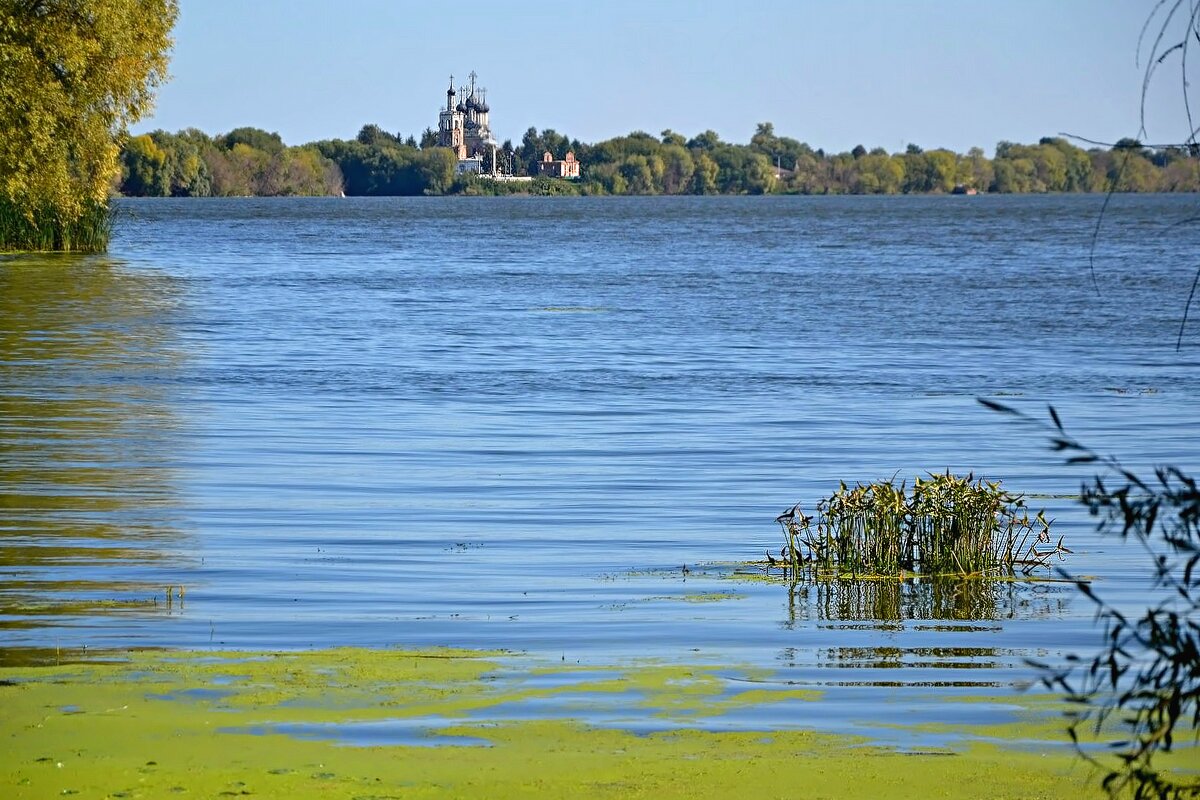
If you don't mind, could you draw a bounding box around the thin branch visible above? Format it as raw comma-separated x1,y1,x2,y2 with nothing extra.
1176,265,1200,352
1137,0,1174,69
1181,15,1195,147
1055,132,1194,149
1088,154,1132,297
1141,0,1186,135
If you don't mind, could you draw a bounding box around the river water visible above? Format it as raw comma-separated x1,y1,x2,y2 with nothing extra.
2,194,1198,730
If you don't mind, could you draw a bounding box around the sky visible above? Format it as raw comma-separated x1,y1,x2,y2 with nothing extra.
132,1,1190,155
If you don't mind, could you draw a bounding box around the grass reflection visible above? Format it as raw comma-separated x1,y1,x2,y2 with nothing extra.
0,255,188,648
784,576,1071,625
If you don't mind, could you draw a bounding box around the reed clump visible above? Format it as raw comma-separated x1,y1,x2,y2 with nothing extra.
775,472,1068,577
0,200,112,253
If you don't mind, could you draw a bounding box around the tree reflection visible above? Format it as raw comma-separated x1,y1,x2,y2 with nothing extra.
0,255,188,659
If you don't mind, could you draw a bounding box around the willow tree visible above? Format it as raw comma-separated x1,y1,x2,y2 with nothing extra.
0,0,177,252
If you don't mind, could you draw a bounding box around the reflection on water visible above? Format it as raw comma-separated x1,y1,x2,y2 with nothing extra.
0,255,187,654
784,576,1072,625
766,577,1075,687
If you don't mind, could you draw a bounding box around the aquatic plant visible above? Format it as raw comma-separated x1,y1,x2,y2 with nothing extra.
0,200,111,253
774,471,1067,578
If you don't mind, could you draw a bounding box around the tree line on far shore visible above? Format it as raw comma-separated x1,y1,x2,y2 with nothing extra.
118,121,1200,198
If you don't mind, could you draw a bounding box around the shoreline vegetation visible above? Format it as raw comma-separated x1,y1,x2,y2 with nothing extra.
118,123,1200,199
0,0,177,253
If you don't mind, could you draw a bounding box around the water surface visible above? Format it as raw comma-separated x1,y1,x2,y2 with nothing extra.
2,195,1197,713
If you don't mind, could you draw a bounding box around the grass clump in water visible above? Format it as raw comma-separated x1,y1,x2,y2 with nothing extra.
0,200,111,253
775,472,1069,578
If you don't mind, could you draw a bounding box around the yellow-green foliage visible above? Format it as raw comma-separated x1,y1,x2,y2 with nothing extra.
0,0,178,250
0,646,1098,799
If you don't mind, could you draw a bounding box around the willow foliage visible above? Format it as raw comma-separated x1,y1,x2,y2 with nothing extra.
0,0,177,251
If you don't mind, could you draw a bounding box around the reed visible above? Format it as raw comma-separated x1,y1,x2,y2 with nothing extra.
0,200,111,253
775,471,1067,578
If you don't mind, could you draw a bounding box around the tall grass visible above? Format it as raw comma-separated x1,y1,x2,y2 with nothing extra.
775,471,1068,577
0,200,111,253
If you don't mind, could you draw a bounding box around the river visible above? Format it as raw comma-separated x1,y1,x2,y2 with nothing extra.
1,194,1197,732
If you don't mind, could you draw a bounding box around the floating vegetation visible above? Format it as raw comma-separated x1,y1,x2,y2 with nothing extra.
0,647,1095,798
774,472,1069,578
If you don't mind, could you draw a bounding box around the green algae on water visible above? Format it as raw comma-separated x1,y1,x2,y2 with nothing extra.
0,646,1097,799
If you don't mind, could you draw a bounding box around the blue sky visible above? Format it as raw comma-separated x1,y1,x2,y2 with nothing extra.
132,1,1185,154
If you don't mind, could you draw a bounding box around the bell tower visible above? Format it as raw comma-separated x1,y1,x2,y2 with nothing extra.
437,74,466,157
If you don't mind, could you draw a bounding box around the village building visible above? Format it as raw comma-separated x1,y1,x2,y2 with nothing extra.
538,150,581,179
437,71,498,176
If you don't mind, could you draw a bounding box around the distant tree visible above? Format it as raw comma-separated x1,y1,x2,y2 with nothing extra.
122,116,1200,200
121,134,170,196
1161,154,1200,190
150,129,213,196
543,129,571,160
1102,146,1160,192
851,152,903,194
519,126,578,175
691,151,719,194
711,146,775,194
619,154,657,194
744,152,778,194
355,124,400,148
1113,137,1146,154
925,149,958,192
826,152,854,192
660,144,695,194
416,148,456,195
961,146,994,191
901,149,931,192
516,127,540,175
500,139,515,174
219,127,285,154
267,147,341,196
788,153,823,194
661,129,687,147
992,156,1034,193
749,122,780,160
687,130,723,151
